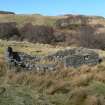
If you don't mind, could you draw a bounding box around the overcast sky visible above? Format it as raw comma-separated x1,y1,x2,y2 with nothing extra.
0,0,105,17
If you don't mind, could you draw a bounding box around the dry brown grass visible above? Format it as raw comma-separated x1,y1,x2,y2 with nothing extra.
0,62,105,105
0,40,105,104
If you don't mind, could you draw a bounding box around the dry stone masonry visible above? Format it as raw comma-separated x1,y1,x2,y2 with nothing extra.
45,47,102,68
5,47,102,71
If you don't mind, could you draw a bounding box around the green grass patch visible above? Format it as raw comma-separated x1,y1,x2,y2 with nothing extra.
89,81,105,95
0,47,4,54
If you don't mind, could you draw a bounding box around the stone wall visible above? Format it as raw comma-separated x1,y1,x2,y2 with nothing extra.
45,47,101,68
5,47,102,71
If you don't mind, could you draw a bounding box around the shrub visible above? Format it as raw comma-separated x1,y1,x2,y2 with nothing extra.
0,22,20,40
19,23,56,44
79,25,105,50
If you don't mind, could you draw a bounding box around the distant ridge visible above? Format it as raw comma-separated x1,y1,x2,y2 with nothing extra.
0,11,15,14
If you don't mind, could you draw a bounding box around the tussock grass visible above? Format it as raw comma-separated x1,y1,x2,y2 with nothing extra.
0,63,105,105
0,40,105,104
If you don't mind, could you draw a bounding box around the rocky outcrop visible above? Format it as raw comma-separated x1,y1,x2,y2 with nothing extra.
55,15,88,28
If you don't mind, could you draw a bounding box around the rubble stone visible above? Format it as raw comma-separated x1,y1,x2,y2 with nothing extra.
5,47,102,71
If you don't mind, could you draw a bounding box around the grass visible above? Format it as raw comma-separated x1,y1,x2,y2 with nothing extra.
0,40,62,56
89,81,105,95
0,13,105,105
0,14,58,27
0,63,105,105
0,40,105,105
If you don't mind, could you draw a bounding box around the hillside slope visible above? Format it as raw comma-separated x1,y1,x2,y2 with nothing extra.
0,14,105,27
0,13,105,49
